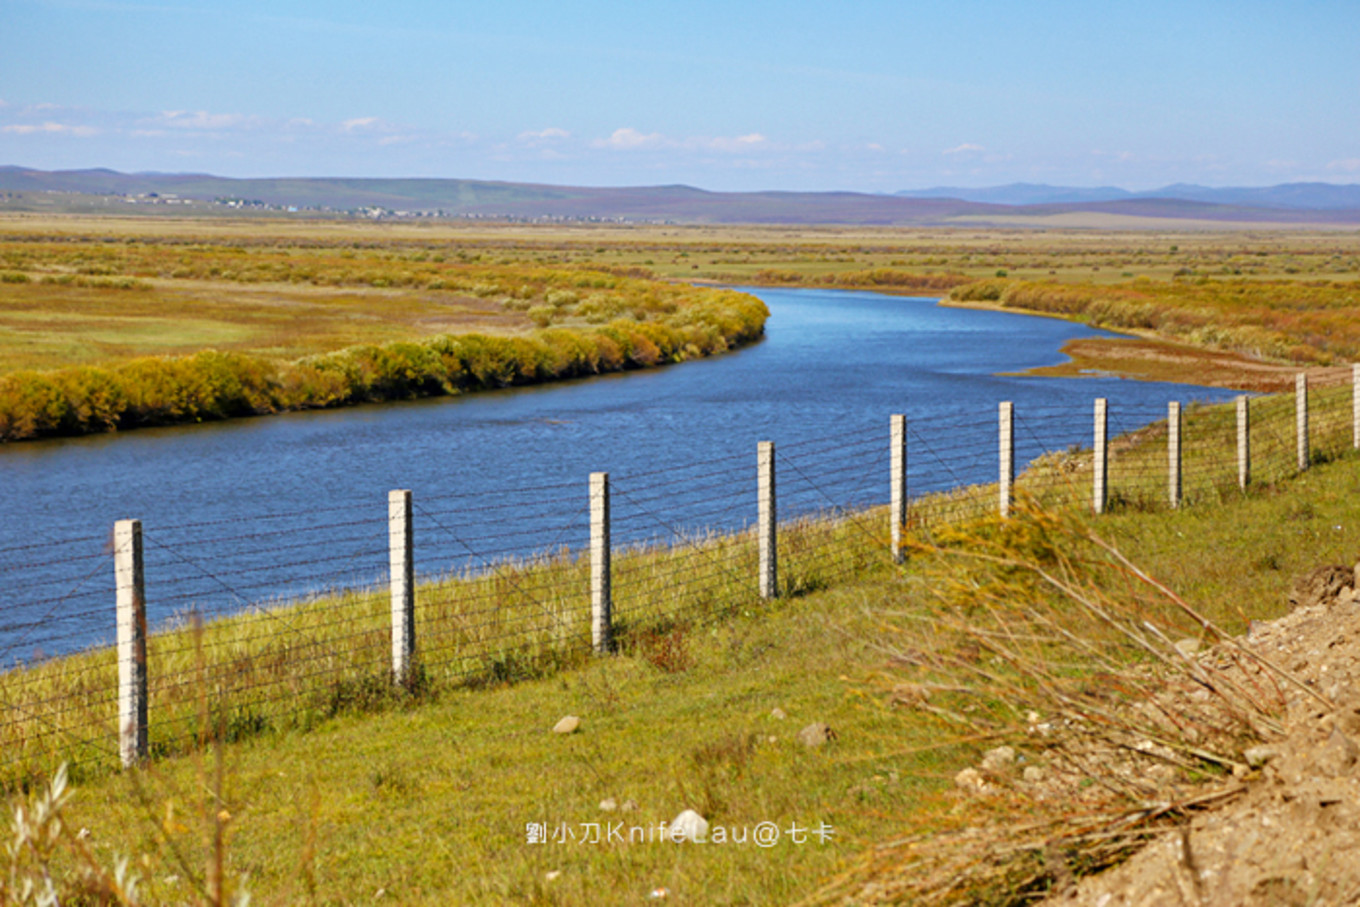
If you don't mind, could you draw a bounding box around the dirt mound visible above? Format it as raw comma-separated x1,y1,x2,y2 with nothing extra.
1046,561,1360,906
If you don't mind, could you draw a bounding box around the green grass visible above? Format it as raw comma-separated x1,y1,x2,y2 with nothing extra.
5,382,1359,903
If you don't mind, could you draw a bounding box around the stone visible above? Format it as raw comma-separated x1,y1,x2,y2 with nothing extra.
1174,637,1200,656
797,722,836,747
1244,745,1283,768
954,767,989,794
620,799,639,812
770,707,787,720
599,798,618,812
981,745,1016,772
552,715,581,734
1023,766,1046,783
1314,728,1359,777
545,871,562,882
668,809,709,843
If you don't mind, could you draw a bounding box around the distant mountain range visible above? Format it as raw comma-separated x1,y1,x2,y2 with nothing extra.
895,181,1360,210
3,166,1359,226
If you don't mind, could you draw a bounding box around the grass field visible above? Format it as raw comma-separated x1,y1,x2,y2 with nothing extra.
4,214,1360,903
6,440,1359,904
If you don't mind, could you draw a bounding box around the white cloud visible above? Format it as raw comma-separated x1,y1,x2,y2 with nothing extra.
701,133,767,153
1,121,98,137
341,116,381,132
943,143,984,155
594,127,667,150
518,127,570,142
1326,158,1360,173
156,110,253,130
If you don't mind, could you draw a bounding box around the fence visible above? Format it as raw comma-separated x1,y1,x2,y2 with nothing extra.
2,366,1358,787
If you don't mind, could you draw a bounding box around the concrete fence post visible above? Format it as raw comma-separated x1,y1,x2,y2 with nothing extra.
1168,401,1182,509
758,441,778,599
1237,395,1251,491
589,472,612,654
1093,398,1109,515
114,519,147,769
999,401,1014,518
388,490,415,683
890,414,907,563
1296,373,1309,472
1353,363,1359,451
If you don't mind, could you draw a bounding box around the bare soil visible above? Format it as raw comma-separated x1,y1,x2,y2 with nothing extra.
1043,563,1360,906
1018,337,1356,393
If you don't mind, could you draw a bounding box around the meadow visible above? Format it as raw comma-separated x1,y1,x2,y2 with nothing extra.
4,214,1360,903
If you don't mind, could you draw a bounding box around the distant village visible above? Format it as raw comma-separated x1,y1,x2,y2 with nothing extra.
0,188,655,223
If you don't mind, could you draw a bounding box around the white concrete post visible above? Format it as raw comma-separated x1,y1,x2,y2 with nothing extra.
589,472,612,653
1168,401,1182,509
388,489,415,683
115,519,147,768
890,414,907,563
1237,395,1251,491
1093,398,1109,515
758,441,777,599
999,401,1014,518
1353,364,1359,451
1296,373,1309,472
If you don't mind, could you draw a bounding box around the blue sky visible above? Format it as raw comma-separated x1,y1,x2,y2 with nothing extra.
1,0,1356,191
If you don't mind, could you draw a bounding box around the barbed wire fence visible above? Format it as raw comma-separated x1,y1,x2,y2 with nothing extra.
1,366,1357,789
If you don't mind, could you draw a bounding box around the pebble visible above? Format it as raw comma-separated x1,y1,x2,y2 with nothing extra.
797,722,836,747
552,715,580,735
668,809,709,843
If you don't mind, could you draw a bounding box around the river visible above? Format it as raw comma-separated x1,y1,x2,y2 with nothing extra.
0,287,1240,661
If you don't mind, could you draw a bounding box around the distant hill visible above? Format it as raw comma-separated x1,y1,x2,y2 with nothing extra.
896,181,1360,210
3,166,1359,226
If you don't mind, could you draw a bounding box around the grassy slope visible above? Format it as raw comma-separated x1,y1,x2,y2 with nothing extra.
35,441,1360,905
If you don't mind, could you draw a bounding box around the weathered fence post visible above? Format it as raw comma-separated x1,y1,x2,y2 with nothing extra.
1237,395,1251,490
1353,363,1359,451
388,490,415,683
890,414,907,563
758,441,778,599
1296,373,1309,472
1168,401,1182,509
114,518,147,768
999,401,1014,518
589,472,612,654
1093,398,1109,515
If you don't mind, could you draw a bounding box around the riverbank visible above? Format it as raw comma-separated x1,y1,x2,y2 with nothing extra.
941,296,1355,391
0,273,767,442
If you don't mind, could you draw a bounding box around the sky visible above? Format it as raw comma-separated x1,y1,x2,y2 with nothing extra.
1,0,1357,192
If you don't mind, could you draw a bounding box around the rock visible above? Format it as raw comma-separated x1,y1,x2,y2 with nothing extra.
1174,637,1200,656
599,798,618,812
1244,745,1283,768
668,809,709,843
1023,765,1046,783
797,722,836,747
552,715,581,734
1314,728,1360,777
620,799,639,812
770,707,787,720
545,871,562,881
981,745,1016,772
1289,565,1354,611
955,767,989,794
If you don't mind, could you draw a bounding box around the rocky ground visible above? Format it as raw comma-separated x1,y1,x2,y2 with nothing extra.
1036,561,1360,906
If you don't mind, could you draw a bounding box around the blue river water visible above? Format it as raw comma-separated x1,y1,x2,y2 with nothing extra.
0,287,1241,660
